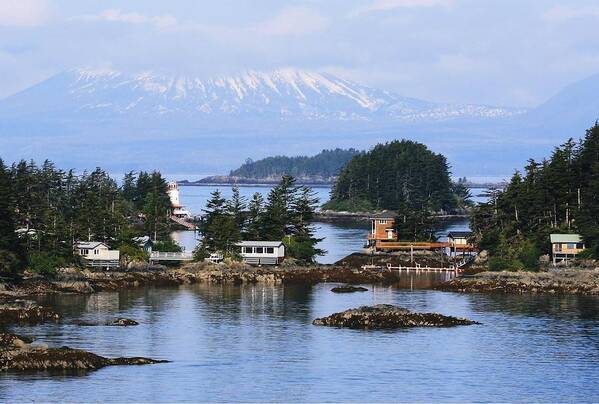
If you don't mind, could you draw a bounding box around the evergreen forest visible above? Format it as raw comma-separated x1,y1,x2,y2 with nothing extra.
471,124,599,270
0,160,173,279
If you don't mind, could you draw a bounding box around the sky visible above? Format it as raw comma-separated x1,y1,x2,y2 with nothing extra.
1,0,599,107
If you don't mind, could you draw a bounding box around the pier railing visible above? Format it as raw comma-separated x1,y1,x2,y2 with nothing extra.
150,251,193,262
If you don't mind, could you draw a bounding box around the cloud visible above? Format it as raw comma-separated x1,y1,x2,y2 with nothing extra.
257,7,328,36
71,8,177,30
352,0,453,16
543,5,599,21
0,0,49,27
71,6,326,38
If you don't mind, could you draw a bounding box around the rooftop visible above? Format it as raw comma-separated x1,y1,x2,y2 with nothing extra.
236,241,284,247
75,241,109,249
550,234,583,243
370,211,396,219
447,231,473,238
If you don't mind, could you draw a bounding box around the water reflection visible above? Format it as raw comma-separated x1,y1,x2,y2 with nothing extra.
3,283,599,402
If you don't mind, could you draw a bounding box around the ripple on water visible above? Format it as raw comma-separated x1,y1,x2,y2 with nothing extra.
2,282,599,402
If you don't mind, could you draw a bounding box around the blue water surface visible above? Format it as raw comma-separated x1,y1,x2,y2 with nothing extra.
2,282,599,402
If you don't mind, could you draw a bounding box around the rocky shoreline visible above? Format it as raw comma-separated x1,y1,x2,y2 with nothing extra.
0,332,167,372
0,265,398,299
0,302,60,325
438,269,599,295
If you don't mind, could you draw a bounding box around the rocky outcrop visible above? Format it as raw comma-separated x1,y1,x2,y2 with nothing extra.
0,303,60,325
110,318,139,326
331,285,369,293
312,304,478,329
439,269,599,295
0,332,167,372
74,318,139,327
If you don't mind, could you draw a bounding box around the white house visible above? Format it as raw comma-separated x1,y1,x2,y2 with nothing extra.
75,241,120,269
236,241,285,265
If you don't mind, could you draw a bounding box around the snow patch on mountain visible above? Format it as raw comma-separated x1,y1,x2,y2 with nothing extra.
3,67,527,124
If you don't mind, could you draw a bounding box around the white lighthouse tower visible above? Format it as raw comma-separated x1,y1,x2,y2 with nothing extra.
167,182,191,218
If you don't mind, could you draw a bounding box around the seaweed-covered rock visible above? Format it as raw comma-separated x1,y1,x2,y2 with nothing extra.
313,304,478,329
74,318,139,327
0,303,60,325
331,285,369,293
0,332,167,372
109,318,139,326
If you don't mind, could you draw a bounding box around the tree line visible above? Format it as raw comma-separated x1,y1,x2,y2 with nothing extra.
229,148,361,181
196,175,324,263
471,124,599,270
324,140,471,240
0,159,173,279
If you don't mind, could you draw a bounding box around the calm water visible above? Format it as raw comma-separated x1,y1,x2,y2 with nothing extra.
171,185,473,264
2,283,599,402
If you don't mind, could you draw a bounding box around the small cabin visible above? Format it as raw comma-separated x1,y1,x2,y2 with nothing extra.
368,212,398,246
550,234,585,265
236,241,285,265
447,231,472,247
447,231,476,256
74,241,120,269
133,236,154,253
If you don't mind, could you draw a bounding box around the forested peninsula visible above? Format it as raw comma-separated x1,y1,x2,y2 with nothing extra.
471,124,599,268
321,140,472,240
189,148,360,185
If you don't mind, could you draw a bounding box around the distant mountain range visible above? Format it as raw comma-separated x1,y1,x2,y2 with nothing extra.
0,68,598,177
0,67,524,124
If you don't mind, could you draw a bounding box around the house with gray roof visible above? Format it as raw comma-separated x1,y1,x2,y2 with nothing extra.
550,234,585,265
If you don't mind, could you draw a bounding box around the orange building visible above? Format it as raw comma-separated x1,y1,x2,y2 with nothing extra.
367,212,398,248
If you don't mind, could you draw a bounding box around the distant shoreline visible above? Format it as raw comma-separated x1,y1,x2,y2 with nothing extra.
178,178,502,189
178,180,334,188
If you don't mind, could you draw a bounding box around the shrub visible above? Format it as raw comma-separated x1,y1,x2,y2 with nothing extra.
488,257,512,271
0,250,22,280
192,245,210,262
119,244,149,264
153,239,183,252
28,252,67,278
517,240,540,271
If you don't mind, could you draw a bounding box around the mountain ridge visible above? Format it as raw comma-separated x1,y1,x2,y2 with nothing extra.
0,68,598,177
0,67,525,124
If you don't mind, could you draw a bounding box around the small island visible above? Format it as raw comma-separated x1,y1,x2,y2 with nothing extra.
312,305,478,329
187,148,360,185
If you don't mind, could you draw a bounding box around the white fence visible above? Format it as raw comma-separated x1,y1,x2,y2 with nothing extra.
150,251,193,262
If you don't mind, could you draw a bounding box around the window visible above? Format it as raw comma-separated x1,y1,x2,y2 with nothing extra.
266,247,274,254
576,243,585,249
255,247,264,254
378,220,387,224
567,243,576,249
80,249,89,255
94,249,99,255
243,247,252,254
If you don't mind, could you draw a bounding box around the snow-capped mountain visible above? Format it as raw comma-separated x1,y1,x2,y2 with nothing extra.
0,67,524,124
11,67,599,178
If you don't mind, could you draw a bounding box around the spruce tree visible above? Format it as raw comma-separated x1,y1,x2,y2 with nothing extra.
0,159,25,279
288,186,325,262
245,192,265,240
